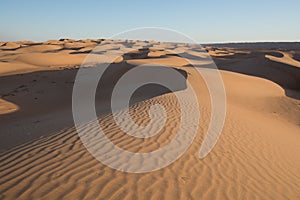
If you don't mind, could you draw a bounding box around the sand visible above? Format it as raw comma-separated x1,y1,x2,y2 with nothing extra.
0,40,299,199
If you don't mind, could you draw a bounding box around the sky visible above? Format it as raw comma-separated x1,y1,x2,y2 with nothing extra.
1,0,300,43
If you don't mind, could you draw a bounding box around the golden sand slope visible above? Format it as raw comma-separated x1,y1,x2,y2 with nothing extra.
0,40,300,199
0,99,18,115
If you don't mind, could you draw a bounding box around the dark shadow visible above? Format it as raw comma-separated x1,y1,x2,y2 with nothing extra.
204,42,300,50
266,52,284,58
0,62,187,151
293,53,300,62
94,62,187,116
123,48,150,59
69,50,93,54
210,52,300,100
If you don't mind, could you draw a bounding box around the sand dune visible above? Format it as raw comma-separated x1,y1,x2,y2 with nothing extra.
207,47,300,99
0,42,21,50
0,40,300,199
265,51,300,68
0,98,18,115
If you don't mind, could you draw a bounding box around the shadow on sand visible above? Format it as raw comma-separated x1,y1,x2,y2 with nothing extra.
0,62,187,150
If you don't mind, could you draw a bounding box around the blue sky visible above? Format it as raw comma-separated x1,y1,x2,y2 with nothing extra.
1,0,299,43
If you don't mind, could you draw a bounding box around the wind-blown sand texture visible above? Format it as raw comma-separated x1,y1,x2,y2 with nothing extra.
0,40,300,199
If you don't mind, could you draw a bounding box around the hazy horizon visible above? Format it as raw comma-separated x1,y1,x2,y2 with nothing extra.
2,37,300,44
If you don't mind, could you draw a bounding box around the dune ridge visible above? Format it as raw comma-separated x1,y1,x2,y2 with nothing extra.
0,40,299,199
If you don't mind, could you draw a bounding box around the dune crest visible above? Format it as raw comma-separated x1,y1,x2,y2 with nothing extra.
0,40,299,199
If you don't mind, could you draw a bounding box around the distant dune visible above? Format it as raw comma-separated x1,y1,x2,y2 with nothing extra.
0,40,299,199
205,42,300,50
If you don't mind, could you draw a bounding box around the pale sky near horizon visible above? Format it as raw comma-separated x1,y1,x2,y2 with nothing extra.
1,0,299,43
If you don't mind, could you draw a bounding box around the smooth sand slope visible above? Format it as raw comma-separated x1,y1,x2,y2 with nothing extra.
0,40,300,199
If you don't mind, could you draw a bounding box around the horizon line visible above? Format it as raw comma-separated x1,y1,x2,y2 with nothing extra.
1,38,300,44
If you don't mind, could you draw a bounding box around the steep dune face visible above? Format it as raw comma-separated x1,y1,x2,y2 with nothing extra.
0,41,300,199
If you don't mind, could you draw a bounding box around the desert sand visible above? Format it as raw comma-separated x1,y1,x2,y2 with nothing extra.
0,40,300,199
